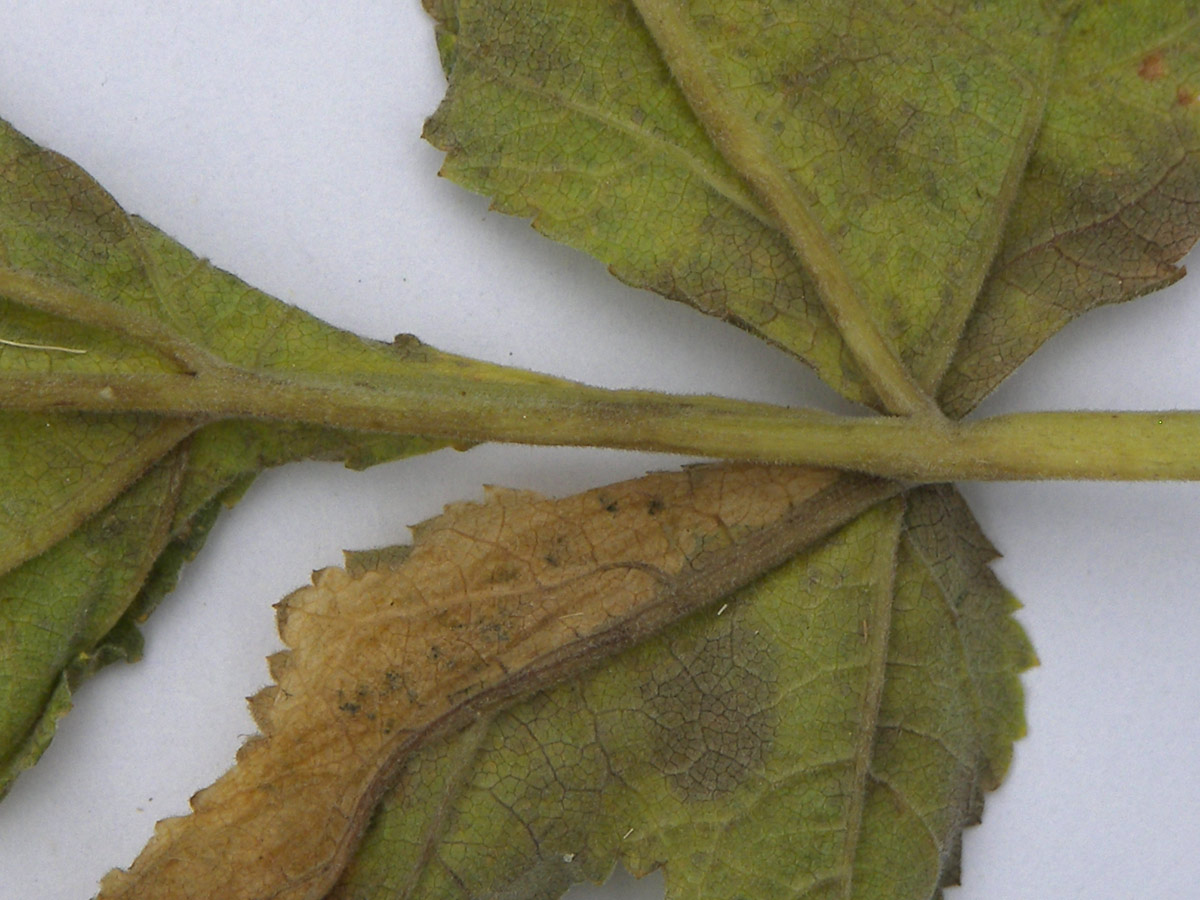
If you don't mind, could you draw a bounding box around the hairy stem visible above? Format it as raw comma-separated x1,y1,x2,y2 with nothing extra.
5,368,1200,481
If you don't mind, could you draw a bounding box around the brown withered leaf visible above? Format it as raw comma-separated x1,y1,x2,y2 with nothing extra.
97,464,890,900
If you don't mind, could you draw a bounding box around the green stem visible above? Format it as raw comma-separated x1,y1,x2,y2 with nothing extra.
5,368,1200,481
629,0,938,418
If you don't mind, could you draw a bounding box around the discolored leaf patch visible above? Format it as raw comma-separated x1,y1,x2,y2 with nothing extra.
640,618,779,803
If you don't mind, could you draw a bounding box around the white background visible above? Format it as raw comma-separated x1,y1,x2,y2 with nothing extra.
1,3,1199,899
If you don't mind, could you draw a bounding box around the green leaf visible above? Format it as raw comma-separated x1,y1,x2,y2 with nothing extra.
423,0,1200,413
0,118,452,794
940,1,1200,414
0,452,186,793
331,488,1033,900
421,0,1057,406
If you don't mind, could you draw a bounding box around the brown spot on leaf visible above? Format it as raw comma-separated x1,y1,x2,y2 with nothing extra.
1138,52,1168,81
489,562,525,584
1177,85,1198,107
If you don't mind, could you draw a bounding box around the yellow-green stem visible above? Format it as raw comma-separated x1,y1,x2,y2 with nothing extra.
5,368,1200,481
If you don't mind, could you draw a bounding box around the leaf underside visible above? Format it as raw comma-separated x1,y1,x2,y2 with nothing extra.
332,485,1032,900
0,119,453,795
97,464,894,900
424,0,1200,414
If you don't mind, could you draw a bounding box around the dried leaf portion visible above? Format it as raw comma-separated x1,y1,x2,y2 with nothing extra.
331,487,1034,900
98,464,890,900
